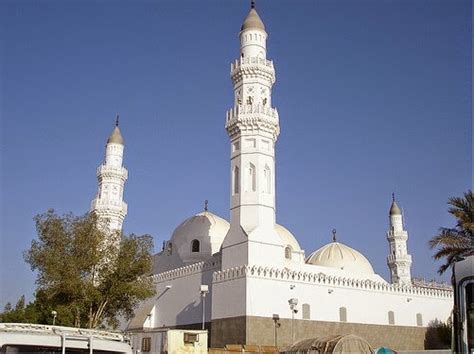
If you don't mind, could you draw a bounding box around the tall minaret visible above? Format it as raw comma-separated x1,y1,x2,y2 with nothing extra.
91,116,128,239
386,194,412,285
222,2,284,269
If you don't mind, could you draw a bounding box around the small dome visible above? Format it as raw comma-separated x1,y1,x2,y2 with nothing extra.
306,242,375,274
276,224,301,251
107,126,124,145
241,8,265,31
389,200,402,215
170,211,229,262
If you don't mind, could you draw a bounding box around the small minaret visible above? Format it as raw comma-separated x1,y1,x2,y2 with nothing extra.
91,116,128,239
386,194,412,285
222,2,283,268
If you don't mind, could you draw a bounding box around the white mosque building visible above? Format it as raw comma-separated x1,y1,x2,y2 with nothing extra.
90,3,452,350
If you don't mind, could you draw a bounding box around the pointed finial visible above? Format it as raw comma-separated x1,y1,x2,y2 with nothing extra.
251,0,256,9
332,229,337,242
392,192,395,202
204,200,208,212
162,241,165,251
115,114,119,127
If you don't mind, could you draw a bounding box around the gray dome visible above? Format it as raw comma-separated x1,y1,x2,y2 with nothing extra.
241,8,265,31
389,200,402,215
107,126,124,145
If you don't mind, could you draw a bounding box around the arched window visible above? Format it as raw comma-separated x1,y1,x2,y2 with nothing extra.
302,303,310,319
263,165,271,193
416,313,422,326
167,242,173,255
388,311,395,325
339,307,347,322
284,246,292,260
246,163,256,192
233,166,240,195
191,239,200,253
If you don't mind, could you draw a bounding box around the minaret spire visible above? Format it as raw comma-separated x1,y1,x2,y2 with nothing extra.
91,117,128,240
386,195,412,285
222,4,282,269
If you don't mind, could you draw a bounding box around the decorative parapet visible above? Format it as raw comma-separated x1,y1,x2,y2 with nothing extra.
225,104,279,138
230,57,275,83
152,256,221,283
412,277,452,290
213,265,453,299
97,165,128,180
90,199,127,214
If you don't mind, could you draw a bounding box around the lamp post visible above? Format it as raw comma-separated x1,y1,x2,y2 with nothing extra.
51,310,57,326
288,298,298,343
272,314,281,347
200,285,209,330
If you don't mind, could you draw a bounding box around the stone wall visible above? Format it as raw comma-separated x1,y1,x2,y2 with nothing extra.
211,316,428,350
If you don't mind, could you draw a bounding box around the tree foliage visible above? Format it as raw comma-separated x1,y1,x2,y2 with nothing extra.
429,190,474,274
24,209,155,328
424,318,452,349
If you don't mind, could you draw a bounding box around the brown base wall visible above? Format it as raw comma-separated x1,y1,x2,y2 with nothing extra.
211,316,428,351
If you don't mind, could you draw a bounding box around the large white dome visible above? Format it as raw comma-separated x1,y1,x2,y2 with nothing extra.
306,241,375,274
275,224,301,251
170,211,230,263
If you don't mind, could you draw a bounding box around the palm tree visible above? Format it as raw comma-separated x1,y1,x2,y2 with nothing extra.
429,190,474,274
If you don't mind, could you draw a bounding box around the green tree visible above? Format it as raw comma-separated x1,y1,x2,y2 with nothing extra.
429,190,474,274
24,209,155,329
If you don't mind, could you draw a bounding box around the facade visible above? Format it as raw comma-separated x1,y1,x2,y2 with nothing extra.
93,4,453,351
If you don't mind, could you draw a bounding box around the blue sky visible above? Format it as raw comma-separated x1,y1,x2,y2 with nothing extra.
0,0,471,306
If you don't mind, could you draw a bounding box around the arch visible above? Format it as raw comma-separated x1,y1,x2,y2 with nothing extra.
233,166,240,194
263,165,271,193
246,163,256,192
302,303,310,319
285,246,292,260
339,307,347,322
416,313,423,326
388,311,395,325
191,239,200,253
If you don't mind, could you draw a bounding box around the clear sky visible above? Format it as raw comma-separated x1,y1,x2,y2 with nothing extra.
0,0,471,307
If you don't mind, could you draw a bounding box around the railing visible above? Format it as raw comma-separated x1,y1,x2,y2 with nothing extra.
91,199,128,213
97,165,128,176
226,104,278,122
231,56,273,72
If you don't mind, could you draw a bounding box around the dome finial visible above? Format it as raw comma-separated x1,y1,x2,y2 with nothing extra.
204,199,209,212
392,192,395,202
332,229,337,242
251,0,256,9
115,114,119,127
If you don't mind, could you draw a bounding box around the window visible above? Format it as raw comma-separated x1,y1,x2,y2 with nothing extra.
339,307,347,322
302,303,310,319
416,313,423,326
263,165,271,193
184,332,199,343
285,246,292,260
247,163,256,192
167,242,173,255
388,311,395,325
142,337,151,352
191,239,200,253
233,166,240,194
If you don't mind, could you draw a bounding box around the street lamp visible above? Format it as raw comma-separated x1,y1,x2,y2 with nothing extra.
200,285,209,330
288,298,298,343
51,310,57,326
272,314,281,347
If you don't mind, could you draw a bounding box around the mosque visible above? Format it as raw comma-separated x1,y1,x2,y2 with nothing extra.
90,3,453,350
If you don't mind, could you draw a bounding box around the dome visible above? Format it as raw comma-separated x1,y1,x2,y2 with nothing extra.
276,224,301,251
169,210,229,262
389,200,402,215
107,126,124,145
306,242,375,274
241,8,265,31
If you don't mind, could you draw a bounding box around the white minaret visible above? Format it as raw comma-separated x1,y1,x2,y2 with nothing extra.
386,194,412,285
222,2,284,269
91,116,128,238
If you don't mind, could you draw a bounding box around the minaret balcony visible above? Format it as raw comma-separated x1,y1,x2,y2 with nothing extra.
387,254,412,263
97,165,128,179
226,104,279,138
91,198,128,214
231,57,275,82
